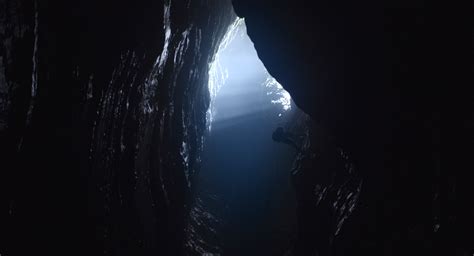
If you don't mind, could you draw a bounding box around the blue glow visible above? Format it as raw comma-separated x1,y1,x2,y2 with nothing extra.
197,19,299,253
207,18,292,131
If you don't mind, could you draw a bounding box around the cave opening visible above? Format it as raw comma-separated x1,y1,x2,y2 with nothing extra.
187,18,307,255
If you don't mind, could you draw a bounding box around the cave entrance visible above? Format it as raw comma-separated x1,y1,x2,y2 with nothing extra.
188,19,306,255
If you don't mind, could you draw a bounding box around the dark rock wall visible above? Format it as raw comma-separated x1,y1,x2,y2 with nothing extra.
0,0,469,255
289,116,363,256
0,1,235,255
233,0,467,255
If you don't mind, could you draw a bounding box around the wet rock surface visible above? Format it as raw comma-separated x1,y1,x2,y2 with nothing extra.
1,0,235,255
289,117,362,256
0,0,467,255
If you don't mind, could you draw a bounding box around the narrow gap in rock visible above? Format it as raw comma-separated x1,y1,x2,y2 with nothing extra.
187,18,308,255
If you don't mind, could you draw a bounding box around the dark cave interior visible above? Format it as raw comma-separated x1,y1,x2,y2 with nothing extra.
0,0,469,256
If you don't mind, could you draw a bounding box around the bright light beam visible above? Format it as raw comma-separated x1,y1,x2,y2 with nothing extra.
207,18,293,131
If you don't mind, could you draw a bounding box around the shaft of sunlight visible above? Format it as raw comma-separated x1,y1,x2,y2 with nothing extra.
207,18,292,131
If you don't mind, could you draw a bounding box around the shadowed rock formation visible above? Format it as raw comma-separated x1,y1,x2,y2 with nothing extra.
233,1,466,255
1,1,235,255
0,0,469,255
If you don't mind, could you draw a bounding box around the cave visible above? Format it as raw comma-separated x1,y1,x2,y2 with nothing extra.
189,19,303,254
0,0,465,256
